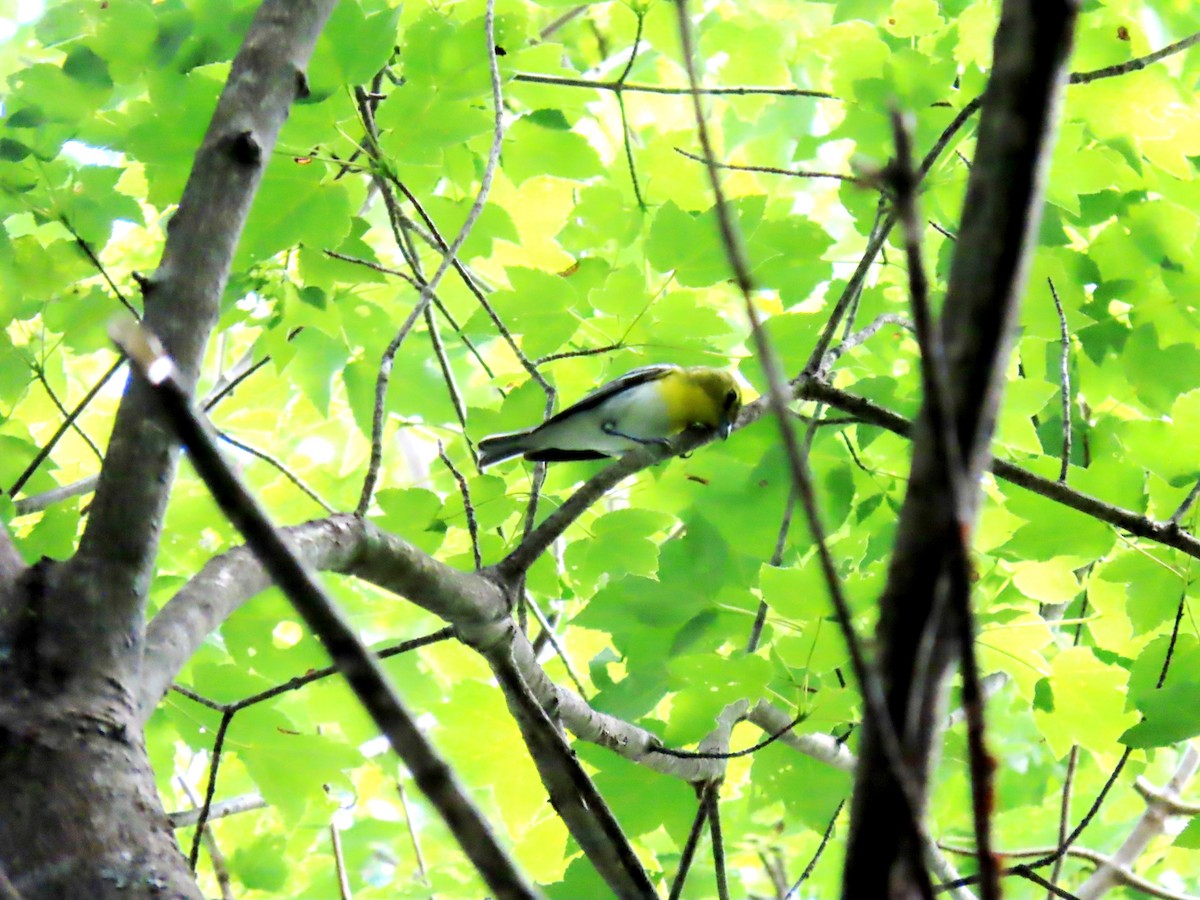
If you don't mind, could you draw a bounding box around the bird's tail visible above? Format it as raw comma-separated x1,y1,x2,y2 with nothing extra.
477,430,534,469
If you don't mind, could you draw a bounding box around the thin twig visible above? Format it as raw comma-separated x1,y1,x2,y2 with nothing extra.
538,5,589,40
747,490,796,653
1047,745,1079,899
31,365,104,463
324,248,420,287
650,708,805,760
707,783,730,900
59,215,140,318
437,441,481,570
675,147,860,183
178,778,234,900
397,781,429,881
188,710,233,870
203,354,273,412
218,431,336,514
324,249,497,381
787,799,845,896
668,785,712,900
171,632,455,718
1012,869,1081,900
387,176,553,399
817,312,913,378
356,2,508,514
514,71,833,97
534,343,624,366
1069,30,1200,84
615,10,647,209
1169,480,1200,528
1048,278,1072,481
524,595,589,698
7,357,124,499
425,307,470,438
331,822,353,900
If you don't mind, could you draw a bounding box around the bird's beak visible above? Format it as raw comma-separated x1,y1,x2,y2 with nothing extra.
718,418,734,440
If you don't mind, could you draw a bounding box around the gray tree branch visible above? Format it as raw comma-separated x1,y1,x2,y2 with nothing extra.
46,0,337,700
1076,743,1200,900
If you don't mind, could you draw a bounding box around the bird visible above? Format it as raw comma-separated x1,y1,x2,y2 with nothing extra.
476,364,742,469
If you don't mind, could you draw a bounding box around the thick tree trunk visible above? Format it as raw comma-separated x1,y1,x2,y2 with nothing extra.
0,569,199,898
0,701,199,898
0,3,336,894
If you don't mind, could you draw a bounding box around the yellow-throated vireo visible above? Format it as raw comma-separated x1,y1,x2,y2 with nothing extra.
477,364,742,468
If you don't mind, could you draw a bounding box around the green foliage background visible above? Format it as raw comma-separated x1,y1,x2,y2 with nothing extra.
3,0,1200,896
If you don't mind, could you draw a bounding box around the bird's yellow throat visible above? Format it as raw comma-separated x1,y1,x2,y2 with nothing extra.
659,368,728,429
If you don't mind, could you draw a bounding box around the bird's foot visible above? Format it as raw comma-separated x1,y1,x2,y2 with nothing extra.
601,421,671,448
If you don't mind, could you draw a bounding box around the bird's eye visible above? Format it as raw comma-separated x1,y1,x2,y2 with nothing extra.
724,389,737,409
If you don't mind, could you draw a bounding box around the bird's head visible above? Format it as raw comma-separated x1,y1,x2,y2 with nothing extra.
687,367,743,440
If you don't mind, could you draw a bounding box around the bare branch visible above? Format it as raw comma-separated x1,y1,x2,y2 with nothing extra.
674,147,860,184
513,71,833,98
437,442,481,570
844,3,1079,895
356,0,507,514
1048,278,1072,481
1169,480,1200,528
218,431,335,514
167,792,266,830
487,646,657,897
53,0,338,696
330,823,352,900
7,358,123,500
787,800,845,897
817,313,914,379
668,784,712,900
799,380,1200,561
1069,30,1200,85
117,324,540,899
31,365,104,464
707,783,730,900
888,107,999,900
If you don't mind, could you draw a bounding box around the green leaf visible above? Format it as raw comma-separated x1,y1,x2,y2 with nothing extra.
503,117,603,184
374,488,446,554
1121,680,1200,748
281,327,347,416
230,833,289,892
1033,647,1138,757
1177,817,1200,850
375,88,494,167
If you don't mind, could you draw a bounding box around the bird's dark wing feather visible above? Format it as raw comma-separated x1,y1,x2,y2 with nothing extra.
524,448,611,462
539,364,677,428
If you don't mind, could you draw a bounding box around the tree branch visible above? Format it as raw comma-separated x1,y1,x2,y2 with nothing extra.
355,0,506,514
1075,743,1200,900
843,2,1078,895
48,0,337,702
117,324,541,900
798,380,1200,561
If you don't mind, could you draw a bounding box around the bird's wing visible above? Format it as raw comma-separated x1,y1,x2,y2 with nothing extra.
540,364,677,428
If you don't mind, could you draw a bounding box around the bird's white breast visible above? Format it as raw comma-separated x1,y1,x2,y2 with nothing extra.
531,380,672,455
